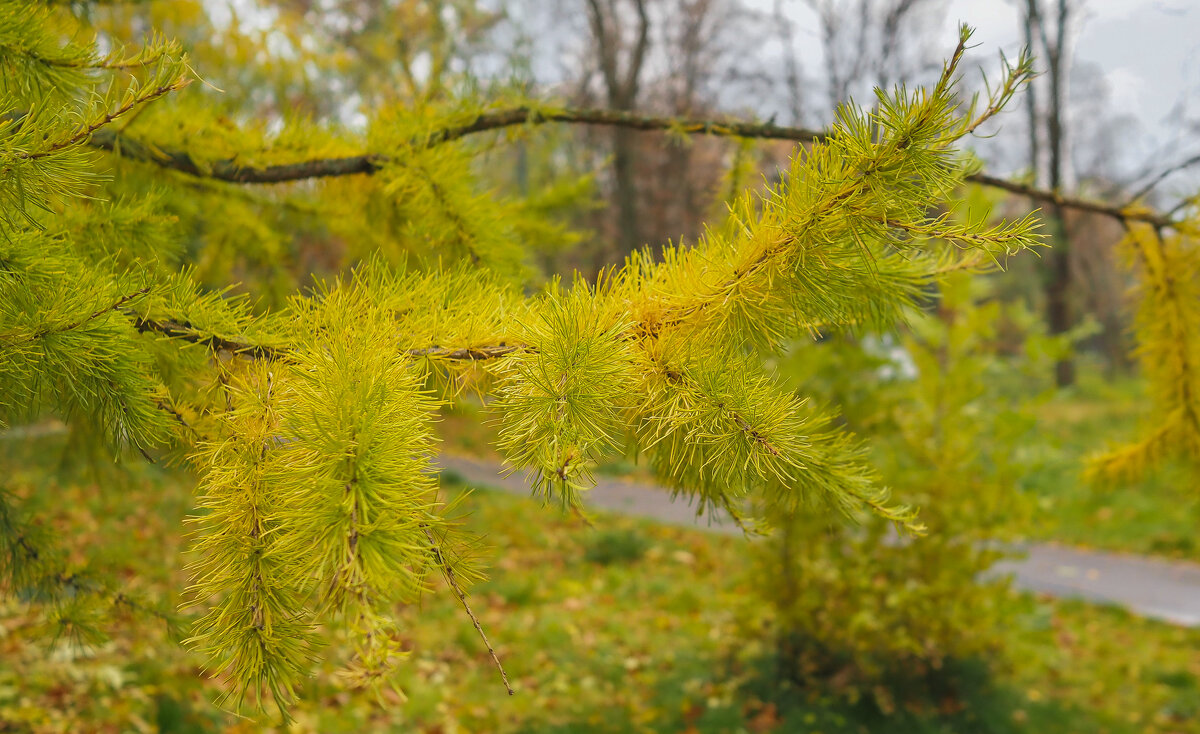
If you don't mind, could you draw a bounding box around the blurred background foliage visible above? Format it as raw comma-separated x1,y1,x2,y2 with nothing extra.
4,0,1200,732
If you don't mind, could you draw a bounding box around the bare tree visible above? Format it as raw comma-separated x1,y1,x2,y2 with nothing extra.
773,0,805,125
801,0,946,115
649,0,749,244
571,0,772,258
1022,0,1080,387
586,0,651,254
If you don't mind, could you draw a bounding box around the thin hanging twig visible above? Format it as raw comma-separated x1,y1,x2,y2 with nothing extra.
422,525,514,696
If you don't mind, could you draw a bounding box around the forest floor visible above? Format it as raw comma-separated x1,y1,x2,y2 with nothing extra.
5,363,1200,733
2,446,1199,733
5,464,1200,734
17,473,1200,734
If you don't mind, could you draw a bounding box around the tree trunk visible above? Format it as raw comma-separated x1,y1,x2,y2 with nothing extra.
612,126,641,253
586,0,650,256
1029,0,1076,387
775,511,804,685
1024,0,1041,178
1045,206,1075,387
1046,0,1074,387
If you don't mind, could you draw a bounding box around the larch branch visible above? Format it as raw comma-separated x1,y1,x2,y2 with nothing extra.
82,105,1183,229
129,315,288,360
27,79,189,161
128,312,527,363
87,106,824,184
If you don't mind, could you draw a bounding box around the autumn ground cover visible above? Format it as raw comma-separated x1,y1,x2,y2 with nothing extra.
1022,362,1200,561
3,426,1199,733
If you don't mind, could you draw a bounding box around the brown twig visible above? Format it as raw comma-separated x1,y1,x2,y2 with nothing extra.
422,525,513,696
405,344,526,360
965,172,1174,229
729,409,782,457
129,315,288,360
129,313,528,363
152,396,204,442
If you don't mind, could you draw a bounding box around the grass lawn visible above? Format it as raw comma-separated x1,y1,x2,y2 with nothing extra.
2,428,1199,733
1023,367,1200,561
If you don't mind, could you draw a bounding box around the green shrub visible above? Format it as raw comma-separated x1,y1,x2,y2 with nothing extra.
583,528,650,566
749,272,1064,712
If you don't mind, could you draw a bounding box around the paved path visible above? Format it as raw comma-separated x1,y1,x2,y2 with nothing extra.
437,453,1200,628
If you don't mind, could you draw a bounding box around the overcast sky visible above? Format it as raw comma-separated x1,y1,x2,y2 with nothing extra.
741,0,1200,195
947,0,1196,190
949,0,1196,135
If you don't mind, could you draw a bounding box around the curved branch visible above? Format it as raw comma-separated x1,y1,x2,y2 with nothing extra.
84,105,1180,229
89,128,387,183
89,106,824,183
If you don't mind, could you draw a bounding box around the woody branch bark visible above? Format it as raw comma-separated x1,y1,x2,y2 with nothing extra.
83,106,1180,230
88,106,824,181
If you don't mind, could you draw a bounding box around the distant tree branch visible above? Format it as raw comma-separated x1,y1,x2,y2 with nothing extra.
967,172,1175,229
1127,152,1200,204
84,105,1181,229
